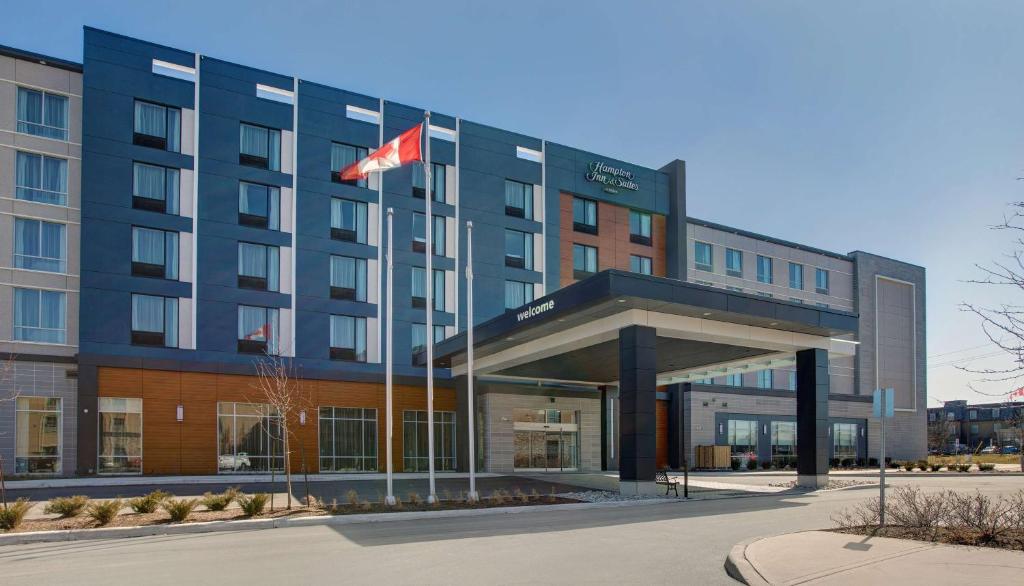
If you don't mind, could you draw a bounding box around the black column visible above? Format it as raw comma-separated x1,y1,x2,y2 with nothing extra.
619,325,657,484
600,387,609,471
76,363,98,476
658,159,687,280
668,383,686,469
796,348,830,485
454,375,471,473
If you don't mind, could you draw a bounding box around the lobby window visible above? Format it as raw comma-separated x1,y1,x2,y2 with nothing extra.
757,255,773,284
331,142,369,187
694,241,713,272
133,100,180,152
789,262,804,290
412,213,445,255
726,248,743,277
14,218,65,273
411,267,445,311
573,243,598,278
218,403,283,473
330,315,367,362
330,255,367,301
331,198,368,243
132,162,180,214
15,397,62,474
815,268,830,295
770,421,797,468
630,255,652,275
237,305,279,355
16,151,68,206
239,182,280,230
505,179,533,219
572,197,598,234
629,210,651,245
504,229,534,269
98,398,143,474
17,87,68,140
13,288,65,344
131,226,178,279
412,162,445,201
727,419,758,470
319,407,377,472
756,370,773,389
238,242,280,292
411,323,446,361
726,373,742,387
239,123,281,171
130,294,178,347
505,280,535,309
788,371,797,391
403,410,456,472
833,423,857,461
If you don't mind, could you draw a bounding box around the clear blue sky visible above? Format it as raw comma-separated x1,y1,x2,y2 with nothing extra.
6,1,1023,404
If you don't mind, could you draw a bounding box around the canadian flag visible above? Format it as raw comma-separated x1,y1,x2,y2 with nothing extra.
338,123,423,181
1010,387,1024,401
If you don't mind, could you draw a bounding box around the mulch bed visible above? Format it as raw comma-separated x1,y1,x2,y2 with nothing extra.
831,525,1024,551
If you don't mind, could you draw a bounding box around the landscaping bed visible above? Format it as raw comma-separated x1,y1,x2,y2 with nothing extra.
832,525,1024,551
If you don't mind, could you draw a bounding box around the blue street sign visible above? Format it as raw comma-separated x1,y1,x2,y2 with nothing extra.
873,388,895,418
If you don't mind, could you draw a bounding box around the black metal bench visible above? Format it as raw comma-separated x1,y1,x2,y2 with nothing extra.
655,470,678,497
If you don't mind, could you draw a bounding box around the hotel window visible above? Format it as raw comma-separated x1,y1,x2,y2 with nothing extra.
694,241,713,272
238,242,280,291
815,268,830,295
331,198,368,243
505,280,535,309
504,229,533,269
726,248,743,277
788,371,797,391
412,162,446,201
237,305,279,355
131,227,178,279
330,315,367,362
756,370,773,389
789,262,804,290
411,267,445,311
14,218,65,273
239,123,281,171
630,255,652,275
504,179,533,219
217,403,283,473
726,373,742,387
13,288,65,344
757,255,773,284
331,142,369,187
239,182,280,230
130,294,178,347
833,423,857,460
411,323,446,361
572,197,598,234
15,397,62,474
629,210,651,245
727,419,758,470
573,243,598,278
412,213,445,255
969,410,977,420
771,421,797,467
330,255,367,301
15,151,68,206
17,87,68,140
319,407,377,472
98,398,143,474
132,162,180,214
403,410,456,472
133,100,180,152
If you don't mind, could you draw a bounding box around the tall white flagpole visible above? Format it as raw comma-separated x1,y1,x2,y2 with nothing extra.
424,112,437,504
466,220,479,502
385,208,396,506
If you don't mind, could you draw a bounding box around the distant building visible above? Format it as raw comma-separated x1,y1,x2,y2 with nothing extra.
928,400,1024,452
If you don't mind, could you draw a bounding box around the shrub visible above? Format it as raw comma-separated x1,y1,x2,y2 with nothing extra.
87,499,123,526
978,463,996,472
408,492,422,505
841,458,855,468
945,490,1011,542
201,488,237,511
0,499,32,531
868,458,879,467
730,458,741,471
237,493,269,517
929,464,942,472
856,458,866,468
829,458,840,468
917,460,929,471
44,495,89,518
163,498,198,523
760,460,772,470
346,489,359,506
957,464,973,473
360,499,372,511
902,461,916,472
129,490,168,514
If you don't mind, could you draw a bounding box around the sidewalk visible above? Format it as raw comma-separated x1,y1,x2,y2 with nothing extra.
726,530,1024,585
2,472,499,490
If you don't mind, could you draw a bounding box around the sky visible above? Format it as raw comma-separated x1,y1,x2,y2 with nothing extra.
5,1,1023,405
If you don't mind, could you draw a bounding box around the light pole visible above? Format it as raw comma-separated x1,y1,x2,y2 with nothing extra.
466,220,479,502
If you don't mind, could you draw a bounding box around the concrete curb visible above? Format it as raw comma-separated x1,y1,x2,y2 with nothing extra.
724,537,769,586
3,472,501,490
0,496,681,546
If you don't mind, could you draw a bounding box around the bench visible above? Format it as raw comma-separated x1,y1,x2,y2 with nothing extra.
655,470,679,497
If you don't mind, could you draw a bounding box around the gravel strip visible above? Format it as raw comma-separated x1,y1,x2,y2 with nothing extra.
556,490,679,503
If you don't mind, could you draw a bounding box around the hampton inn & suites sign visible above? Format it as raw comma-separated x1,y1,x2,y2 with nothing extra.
585,161,640,193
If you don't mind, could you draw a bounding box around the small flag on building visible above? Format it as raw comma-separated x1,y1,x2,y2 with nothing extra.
1010,386,1024,401
337,123,423,180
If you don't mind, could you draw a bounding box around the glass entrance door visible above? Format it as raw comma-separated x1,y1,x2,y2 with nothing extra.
512,409,579,471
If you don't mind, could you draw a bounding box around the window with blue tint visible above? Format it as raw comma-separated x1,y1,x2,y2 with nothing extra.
757,255,773,284
504,179,533,219
239,123,281,171
411,323,446,360
133,100,180,152
412,213,445,255
330,255,367,302
238,305,279,355
330,315,367,362
130,294,178,347
131,226,178,280
726,248,743,277
788,371,797,391
572,197,597,233
16,152,67,206
629,210,651,245
694,241,713,272
330,142,369,187
13,288,65,344
238,242,280,292
132,162,179,214
17,87,68,140
504,280,535,309
789,262,804,289
630,255,652,275
239,182,280,230
411,267,445,311
726,373,742,387
573,243,597,275
504,229,533,270
815,268,830,294
330,198,367,243
757,370,773,389
412,162,446,202
14,218,65,273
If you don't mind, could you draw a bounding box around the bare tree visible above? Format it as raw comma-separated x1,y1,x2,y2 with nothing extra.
250,353,310,510
927,417,956,454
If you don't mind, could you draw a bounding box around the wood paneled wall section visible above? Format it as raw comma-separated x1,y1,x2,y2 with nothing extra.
558,192,667,288
656,399,668,470
98,367,455,475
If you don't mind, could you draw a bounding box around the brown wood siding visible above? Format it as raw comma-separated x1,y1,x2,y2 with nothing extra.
656,399,668,470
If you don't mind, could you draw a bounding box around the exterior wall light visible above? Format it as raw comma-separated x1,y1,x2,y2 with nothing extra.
176,404,184,422
299,409,307,426
718,423,724,435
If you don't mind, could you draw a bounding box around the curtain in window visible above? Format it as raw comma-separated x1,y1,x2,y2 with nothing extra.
165,168,180,214
268,187,280,230
238,306,267,340
16,152,40,189
238,243,268,278
166,108,180,152
330,315,354,349
43,93,68,131
240,124,269,157
268,129,281,171
433,215,445,255
40,221,64,272
412,213,425,242
433,270,445,311
164,298,178,347
411,267,425,298
240,183,278,229
432,164,445,201
134,163,166,201
331,257,365,300
523,233,533,270
39,290,65,343
14,289,39,336
411,323,426,353
331,199,345,229
132,227,165,265
14,218,38,262
505,180,532,218
331,143,357,172
17,88,42,124
505,230,522,258
132,294,165,333
505,281,525,309
267,246,280,291
134,102,166,138
43,156,67,197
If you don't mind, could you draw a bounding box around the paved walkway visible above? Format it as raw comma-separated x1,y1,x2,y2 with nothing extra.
727,530,1024,585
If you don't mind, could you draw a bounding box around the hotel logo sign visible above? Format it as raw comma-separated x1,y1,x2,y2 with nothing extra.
516,300,555,323
585,161,640,194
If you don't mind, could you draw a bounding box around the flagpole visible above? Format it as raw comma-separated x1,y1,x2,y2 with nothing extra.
466,220,478,502
385,208,396,506
424,112,437,504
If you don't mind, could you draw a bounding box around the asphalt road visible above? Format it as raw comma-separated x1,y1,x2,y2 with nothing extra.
0,475,1020,585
